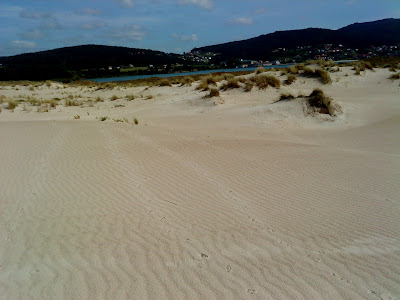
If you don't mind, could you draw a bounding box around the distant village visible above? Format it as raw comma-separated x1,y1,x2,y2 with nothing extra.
184,44,399,68
107,44,400,74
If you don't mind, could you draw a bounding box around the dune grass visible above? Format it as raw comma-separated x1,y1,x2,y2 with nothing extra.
250,75,281,89
208,88,220,97
220,78,240,91
243,81,254,92
389,73,400,80
255,67,266,74
285,74,297,85
7,99,18,110
301,67,332,84
275,93,296,102
159,79,172,87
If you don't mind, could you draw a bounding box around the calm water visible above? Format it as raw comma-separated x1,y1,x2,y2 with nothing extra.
89,64,293,83
89,60,356,83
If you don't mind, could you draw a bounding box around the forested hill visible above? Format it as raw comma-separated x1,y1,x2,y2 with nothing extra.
192,18,400,60
0,45,182,81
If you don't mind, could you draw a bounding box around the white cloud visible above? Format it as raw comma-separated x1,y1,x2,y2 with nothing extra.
20,9,52,20
11,40,37,48
231,17,253,25
114,0,135,7
75,8,102,16
80,22,106,30
254,7,268,15
19,29,44,40
178,0,213,10
106,24,146,40
173,33,198,41
39,19,63,30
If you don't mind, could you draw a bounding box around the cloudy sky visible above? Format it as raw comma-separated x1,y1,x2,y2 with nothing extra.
0,0,399,56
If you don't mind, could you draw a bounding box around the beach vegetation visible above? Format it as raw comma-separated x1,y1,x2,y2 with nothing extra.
7,99,18,110
65,99,80,106
285,74,297,85
159,79,172,86
220,77,240,91
389,73,400,80
243,81,254,92
99,116,108,121
255,67,266,74
250,75,281,89
134,118,139,124
208,88,220,97
276,93,295,102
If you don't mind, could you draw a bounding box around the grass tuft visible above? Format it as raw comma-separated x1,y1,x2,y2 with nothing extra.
276,93,295,102
389,73,400,80
250,75,281,89
220,77,240,91
243,81,254,92
159,79,172,87
285,74,297,85
7,99,18,110
208,88,220,97
255,67,266,74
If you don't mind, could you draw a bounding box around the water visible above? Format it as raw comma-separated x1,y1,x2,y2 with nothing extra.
88,60,357,83
89,64,294,83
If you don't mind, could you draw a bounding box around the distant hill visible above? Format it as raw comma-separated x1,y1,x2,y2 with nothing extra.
0,45,182,81
192,18,400,60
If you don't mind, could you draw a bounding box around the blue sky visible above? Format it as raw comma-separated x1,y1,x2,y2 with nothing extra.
0,0,399,56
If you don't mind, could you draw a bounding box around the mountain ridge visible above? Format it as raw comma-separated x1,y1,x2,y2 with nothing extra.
192,18,400,59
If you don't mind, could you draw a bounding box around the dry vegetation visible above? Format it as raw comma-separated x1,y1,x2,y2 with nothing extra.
220,78,240,91
208,88,220,97
306,88,342,117
389,73,400,80
285,74,297,85
249,75,281,89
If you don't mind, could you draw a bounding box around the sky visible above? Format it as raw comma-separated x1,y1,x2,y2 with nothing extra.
0,0,399,56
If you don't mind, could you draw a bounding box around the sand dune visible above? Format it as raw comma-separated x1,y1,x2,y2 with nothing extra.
1,67,399,299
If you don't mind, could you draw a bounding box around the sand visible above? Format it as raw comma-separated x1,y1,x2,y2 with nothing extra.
0,68,399,299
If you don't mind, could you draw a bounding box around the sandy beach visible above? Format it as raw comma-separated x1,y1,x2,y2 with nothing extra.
1,67,399,299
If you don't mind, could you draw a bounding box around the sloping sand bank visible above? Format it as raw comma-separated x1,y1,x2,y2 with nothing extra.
1,68,399,299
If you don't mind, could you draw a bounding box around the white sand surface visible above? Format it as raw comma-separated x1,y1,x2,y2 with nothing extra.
1,68,399,299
